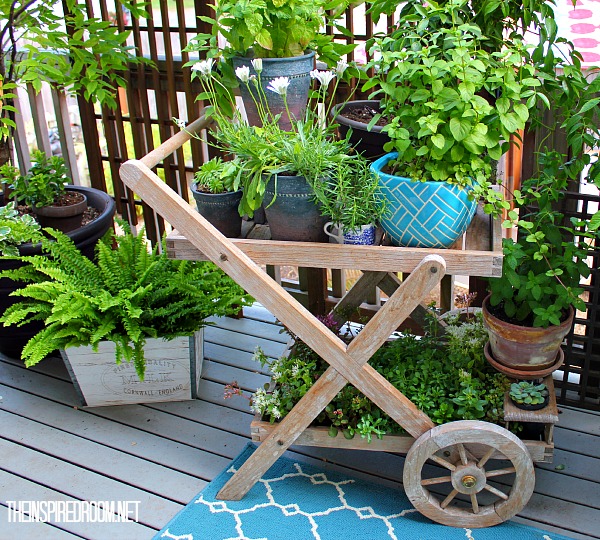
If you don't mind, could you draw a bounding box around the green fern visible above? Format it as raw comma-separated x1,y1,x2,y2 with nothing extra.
0,220,252,379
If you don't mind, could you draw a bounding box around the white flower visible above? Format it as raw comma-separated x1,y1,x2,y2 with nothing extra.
310,69,336,87
191,59,213,77
235,65,251,83
251,58,263,73
266,76,290,96
271,407,282,420
172,117,186,129
335,59,349,77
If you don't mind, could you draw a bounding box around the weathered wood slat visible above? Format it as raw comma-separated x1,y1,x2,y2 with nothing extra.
0,438,182,531
204,326,286,358
167,232,503,277
0,410,203,503
0,471,155,539
0,381,228,479
206,315,288,344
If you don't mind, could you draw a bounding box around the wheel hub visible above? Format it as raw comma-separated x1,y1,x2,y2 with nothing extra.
451,463,487,494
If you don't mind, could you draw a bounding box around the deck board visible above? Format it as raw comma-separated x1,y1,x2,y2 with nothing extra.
1,304,599,540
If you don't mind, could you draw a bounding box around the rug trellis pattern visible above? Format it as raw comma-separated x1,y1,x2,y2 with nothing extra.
155,443,575,540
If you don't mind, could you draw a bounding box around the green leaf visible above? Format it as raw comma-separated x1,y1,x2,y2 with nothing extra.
431,134,446,149
255,29,273,50
449,117,471,141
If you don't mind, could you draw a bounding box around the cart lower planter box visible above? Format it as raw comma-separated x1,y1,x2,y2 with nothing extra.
60,330,204,407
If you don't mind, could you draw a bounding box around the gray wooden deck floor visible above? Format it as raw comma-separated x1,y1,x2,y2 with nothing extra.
0,304,599,540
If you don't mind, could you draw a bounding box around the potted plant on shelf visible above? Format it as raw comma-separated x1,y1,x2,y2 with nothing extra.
0,221,252,407
316,153,387,245
185,60,360,242
509,381,549,411
190,156,244,238
1,151,87,232
184,0,354,128
483,151,600,378
362,1,540,248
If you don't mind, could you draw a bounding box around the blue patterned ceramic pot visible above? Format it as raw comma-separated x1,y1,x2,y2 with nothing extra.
324,222,376,245
370,153,477,248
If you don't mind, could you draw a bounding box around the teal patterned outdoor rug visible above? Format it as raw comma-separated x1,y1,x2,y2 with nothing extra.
155,443,574,540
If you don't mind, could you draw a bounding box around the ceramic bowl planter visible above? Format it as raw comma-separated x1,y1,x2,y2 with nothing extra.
263,174,328,242
190,185,243,238
323,222,376,245
232,52,315,130
331,100,390,160
370,152,477,248
482,295,573,377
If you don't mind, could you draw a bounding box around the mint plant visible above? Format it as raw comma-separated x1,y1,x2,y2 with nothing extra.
1,151,70,208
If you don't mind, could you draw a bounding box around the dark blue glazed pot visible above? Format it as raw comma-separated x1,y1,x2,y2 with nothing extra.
370,153,477,248
232,51,315,130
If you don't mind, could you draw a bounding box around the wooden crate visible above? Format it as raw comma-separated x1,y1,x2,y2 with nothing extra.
60,330,203,407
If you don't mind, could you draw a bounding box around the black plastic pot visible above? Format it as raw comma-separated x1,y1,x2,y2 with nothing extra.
190,185,243,238
511,395,550,411
0,186,116,358
331,100,391,160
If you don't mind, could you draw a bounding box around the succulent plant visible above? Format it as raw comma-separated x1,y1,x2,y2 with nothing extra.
509,381,549,406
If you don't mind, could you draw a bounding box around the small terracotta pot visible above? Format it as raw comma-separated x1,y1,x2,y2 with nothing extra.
34,192,87,233
482,295,573,372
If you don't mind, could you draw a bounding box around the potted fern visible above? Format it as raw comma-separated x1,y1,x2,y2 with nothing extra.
0,221,252,407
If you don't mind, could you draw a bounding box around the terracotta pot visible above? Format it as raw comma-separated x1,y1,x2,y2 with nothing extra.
482,295,574,372
34,191,88,232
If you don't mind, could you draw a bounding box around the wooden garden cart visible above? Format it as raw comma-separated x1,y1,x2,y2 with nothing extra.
119,117,557,529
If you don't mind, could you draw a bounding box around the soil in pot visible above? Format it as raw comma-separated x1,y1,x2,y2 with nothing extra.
332,100,391,160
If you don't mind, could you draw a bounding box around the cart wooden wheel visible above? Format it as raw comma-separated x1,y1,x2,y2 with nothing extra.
403,420,535,528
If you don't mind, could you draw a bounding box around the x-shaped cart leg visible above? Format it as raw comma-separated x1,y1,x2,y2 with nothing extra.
119,159,446,502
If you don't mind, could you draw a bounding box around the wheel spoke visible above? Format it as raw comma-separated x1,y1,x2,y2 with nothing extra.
470,494,480,514
484,484,509,500
421,475,452,486
457,443,468,466
440,489,459,509
430,454,456,471
486,467,516,478
477,447,496,469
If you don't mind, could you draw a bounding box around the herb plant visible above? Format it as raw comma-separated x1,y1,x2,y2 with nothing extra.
251,313,509,441
509,381,548,406
488,151,597,328
364,0,540,189
0,221,252,379
1,151,70,208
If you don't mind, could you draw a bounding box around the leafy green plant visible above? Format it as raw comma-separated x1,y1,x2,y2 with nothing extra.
0,1,150,164
310,153,387,233
488,151,597,328
0,202,41,256
1,151,70,208
0,220,252,379
250,312,510,441
193,157,242,194
182,0,355,114
509,381,548,406
364,0,540,190
182,59,363,218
